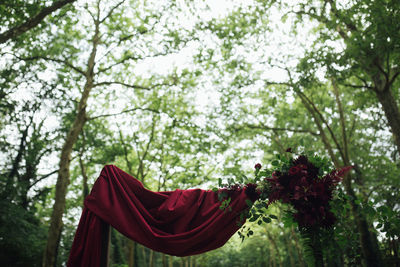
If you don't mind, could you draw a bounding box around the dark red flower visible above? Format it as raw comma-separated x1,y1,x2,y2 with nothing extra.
286,147,292,153
289,166,300,175
245,183,260,202
272,171,281,178
293,155,309,165
254,163,262,169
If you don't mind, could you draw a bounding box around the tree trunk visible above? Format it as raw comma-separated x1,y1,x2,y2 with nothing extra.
128,240,139,267
162,253,167,267
149,250,154,267
291,227,305,267
79,152,89,202
308,228,324,267
100,223,110,267
269,244,277,267
43,100,89,267
374,86,400,156
42,13,100,267
296,85,384,267
142,246,147,266
283,230,296,267
3,121,31,200
266,232,283,267
342,173,384,267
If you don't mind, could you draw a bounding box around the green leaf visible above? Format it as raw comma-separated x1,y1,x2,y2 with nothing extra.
271,160,279,166
262,217,272,223
245,199,253,207
255,203,265,209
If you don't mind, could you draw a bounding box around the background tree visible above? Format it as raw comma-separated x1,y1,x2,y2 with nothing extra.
191,0,399,266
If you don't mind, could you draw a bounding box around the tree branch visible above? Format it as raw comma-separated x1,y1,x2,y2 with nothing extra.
342,83,374,90
239,123,319,136
14,54,85,76
96,19,158,64
96,50,174,74
92,81,163,90
0,0,76,44
140,114,157,180
326,0,358,32
297,89,346,161
28,169,59,189
282,66,341,166
87,107,160,121
118,126,133,174
332,79,349,164
373,58,389,82
388,70,400,88
100,0,126,23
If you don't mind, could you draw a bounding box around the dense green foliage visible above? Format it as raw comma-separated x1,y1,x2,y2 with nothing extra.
0,0,399,266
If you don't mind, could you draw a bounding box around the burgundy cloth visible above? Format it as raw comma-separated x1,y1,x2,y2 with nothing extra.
68,165,250,266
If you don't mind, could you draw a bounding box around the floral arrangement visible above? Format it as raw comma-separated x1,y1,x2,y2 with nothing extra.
258,151,351,229
217,148,352,266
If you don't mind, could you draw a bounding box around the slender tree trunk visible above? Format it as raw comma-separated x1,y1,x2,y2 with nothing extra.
333,82,384,267
162,253,167,267
343,174,384,267
284,232,295,267
374,86,400,156
269,244,277,267
291,227,305,267
169,255,173,267
42,12,100,267
142,246,147,266
43,96,89,267
100,223,110,267
266,231,283,267
79,150,89,202
111,229,124,265
128,240,139,267
3,121,32,200
306,228,324,267
149,250,154,267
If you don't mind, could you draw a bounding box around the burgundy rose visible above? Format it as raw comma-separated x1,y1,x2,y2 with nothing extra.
254,163,262,169
293,155,309,165
245,183,260,202
272,171,281,179
289,166,300,175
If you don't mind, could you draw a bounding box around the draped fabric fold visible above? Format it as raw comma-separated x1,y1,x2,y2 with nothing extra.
67,165,251,266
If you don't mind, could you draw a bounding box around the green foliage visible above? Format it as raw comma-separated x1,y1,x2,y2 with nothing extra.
0,199,47,266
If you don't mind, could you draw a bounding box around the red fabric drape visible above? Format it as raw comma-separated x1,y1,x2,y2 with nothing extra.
68,165,251,266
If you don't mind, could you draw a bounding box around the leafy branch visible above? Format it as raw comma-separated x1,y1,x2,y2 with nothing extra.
0,0,77,44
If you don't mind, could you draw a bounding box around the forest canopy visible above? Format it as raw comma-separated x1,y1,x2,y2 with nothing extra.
0,0,399,266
